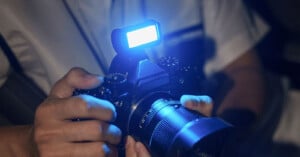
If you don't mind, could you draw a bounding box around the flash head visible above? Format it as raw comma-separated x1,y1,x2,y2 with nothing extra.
111,20,161,54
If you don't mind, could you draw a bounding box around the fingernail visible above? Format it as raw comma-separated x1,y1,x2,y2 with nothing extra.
98,76,104,83
83,71,96,78
108,125,122,144
102,144,111,155
180,95,212,105
198,95,213,104
180,95,193,105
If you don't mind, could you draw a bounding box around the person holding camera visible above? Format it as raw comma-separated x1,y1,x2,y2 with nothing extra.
0,0,269,156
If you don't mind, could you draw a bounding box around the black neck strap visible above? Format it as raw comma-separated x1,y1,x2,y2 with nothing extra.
0,34,23,73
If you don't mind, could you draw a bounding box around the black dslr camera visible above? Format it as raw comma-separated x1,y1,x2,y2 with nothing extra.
74,20,232,157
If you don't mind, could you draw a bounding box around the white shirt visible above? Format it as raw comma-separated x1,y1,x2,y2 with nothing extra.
0,0,268,93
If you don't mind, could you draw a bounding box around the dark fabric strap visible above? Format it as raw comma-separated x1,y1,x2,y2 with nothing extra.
0,71,46,125
0,34,23,73
0,33,46,125
220,108,256,128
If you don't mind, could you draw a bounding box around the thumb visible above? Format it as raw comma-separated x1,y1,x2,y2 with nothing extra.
126,136,151,157
180,95,213,116
50,67,103,98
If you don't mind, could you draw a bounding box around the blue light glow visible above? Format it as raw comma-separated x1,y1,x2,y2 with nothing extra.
126,25,158,48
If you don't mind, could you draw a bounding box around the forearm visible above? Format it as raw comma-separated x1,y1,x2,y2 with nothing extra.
217,50,266,118
0,125,36,157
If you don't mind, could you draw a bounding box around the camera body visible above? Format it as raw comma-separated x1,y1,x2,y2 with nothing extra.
74,57,232,157
73,20,233,157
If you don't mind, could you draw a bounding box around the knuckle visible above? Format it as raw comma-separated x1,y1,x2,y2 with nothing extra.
88,121,103,137
34,125,59,144
34,106,45,120
73,96,89,111
65,67,85,83
34,98,53,120
33,127,42,144
68,67,84,76
34,127,48,144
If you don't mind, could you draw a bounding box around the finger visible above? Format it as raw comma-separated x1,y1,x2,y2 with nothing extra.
41,95,116,122
180,95,213,116
136,142,151,157
126,136,137,157
50,67,103,98
38,142,117,157
60,121,121,145
126,136,151,157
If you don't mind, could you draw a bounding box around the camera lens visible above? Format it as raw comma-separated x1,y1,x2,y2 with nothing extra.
127,92,232,157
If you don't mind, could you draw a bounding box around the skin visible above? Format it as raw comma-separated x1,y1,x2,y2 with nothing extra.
0,68,147,157
183,49,265,118
33,68,121,157
219,49,265,116
0,125,34,157
0,49,265,157
125,136,151,157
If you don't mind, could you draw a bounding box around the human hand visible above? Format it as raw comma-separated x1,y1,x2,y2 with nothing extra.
34,68,121,157
125,136,151,157
180,95,214,116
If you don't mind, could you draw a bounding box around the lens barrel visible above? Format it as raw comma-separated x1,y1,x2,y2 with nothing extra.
127,93,232,157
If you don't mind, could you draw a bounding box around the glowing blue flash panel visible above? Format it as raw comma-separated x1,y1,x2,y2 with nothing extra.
126,25,158,48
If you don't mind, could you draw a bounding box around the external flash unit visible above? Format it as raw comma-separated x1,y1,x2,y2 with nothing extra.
111,20,161,54
127,25,158,48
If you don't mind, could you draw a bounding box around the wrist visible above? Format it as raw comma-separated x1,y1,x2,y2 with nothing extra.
0,125,37,157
